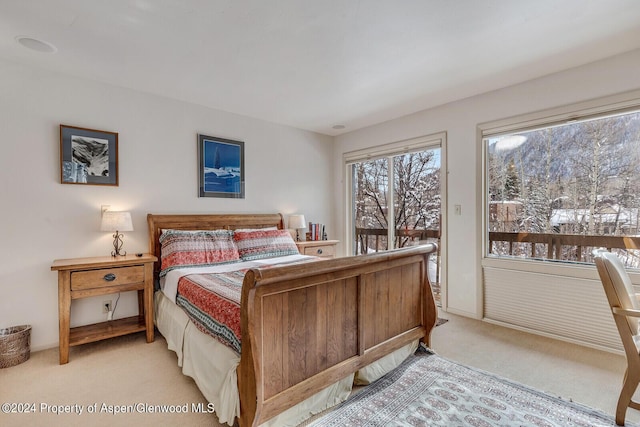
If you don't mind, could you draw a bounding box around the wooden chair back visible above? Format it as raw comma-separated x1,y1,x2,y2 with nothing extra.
594,250,640,425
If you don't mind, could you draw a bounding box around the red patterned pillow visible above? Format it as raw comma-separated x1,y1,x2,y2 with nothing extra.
159,229,240,277
234,229,299,261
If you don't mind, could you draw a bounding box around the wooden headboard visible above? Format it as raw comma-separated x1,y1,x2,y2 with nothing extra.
146,213,284,279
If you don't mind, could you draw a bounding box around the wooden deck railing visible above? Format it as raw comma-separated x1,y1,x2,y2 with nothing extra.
355,228,440,255
356,228,640,265
488,231,640,264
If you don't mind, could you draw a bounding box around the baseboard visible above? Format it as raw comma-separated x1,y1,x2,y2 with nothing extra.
31,341,59,353
482,317,623,356
441,306,481,320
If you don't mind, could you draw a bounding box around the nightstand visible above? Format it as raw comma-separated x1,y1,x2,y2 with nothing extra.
295,240,339,259
51,254,157,364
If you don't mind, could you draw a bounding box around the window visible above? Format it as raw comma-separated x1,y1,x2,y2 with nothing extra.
345,133,444,302
485,108,640,268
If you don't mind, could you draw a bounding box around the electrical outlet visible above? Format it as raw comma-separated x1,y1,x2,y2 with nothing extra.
103,300,112,313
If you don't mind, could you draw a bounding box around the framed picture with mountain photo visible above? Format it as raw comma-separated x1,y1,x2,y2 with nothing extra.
198,134,245,198
59,125,118,186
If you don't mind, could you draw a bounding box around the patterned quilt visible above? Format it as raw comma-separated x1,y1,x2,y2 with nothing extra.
175,257,318,354
176,269,248,353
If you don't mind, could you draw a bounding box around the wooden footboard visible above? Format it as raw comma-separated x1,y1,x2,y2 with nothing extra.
147,213,438,427
239,244,438,427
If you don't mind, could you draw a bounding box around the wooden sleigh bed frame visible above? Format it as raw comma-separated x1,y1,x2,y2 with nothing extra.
147,213,438,427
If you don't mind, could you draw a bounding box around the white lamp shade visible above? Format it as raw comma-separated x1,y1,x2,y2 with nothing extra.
101,211,134,232
288,214,306,229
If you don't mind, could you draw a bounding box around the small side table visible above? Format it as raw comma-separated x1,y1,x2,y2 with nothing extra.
295,240,339,259
51,254,157,364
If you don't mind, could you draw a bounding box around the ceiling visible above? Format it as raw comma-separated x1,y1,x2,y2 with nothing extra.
2,1,640,136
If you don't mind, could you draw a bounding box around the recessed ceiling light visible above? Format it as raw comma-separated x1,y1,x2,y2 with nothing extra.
15,36,57,53
332,124,346,130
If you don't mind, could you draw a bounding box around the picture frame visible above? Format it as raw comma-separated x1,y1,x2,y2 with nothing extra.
198,134,245,198
59,125,118,186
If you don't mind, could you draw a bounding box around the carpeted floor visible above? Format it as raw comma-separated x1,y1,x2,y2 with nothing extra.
1,313,638,426
431,314,640,426
0,332,217,427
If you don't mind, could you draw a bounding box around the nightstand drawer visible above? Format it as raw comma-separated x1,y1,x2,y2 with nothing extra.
302,244,335,258
71,266,144,291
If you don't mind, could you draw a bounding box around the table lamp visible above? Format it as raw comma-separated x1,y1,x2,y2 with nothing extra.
101,211,133,256
288,214,306,241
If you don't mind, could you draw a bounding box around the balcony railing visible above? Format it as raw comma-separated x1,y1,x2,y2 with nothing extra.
355,227,440,255
355,228,640,268
488,231,640,267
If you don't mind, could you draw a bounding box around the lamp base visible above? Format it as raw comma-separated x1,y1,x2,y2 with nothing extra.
111,231,126,257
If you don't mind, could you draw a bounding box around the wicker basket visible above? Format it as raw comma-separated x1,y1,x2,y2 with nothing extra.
0,325,31,368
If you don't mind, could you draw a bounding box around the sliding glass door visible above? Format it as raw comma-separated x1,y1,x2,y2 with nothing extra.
345,134,444,303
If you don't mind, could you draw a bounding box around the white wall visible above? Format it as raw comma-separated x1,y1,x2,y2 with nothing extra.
0,59,334,351
333,48,640,318
4,48,640,352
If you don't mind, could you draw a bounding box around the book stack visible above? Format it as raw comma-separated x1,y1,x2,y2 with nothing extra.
307,222,326,241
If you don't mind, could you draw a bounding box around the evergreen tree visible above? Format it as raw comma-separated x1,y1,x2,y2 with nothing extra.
504,159,520,200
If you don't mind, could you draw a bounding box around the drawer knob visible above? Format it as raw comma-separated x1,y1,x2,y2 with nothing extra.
317,249,323,254
103,273,117,282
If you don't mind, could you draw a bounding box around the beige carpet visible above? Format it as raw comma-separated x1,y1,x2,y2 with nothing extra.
1,314,638,426
431,314,640,425
0,333,220,427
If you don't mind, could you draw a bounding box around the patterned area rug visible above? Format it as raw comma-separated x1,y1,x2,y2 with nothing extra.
435,317,448,327
309,346,633,427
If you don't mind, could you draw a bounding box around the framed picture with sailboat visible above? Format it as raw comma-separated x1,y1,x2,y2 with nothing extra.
197,134,245,198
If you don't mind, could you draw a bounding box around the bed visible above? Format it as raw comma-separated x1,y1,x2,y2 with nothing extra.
147,213,439,427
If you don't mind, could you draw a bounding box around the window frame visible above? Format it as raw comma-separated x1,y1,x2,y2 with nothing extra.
478,89,640,277
344,132,446,255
